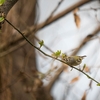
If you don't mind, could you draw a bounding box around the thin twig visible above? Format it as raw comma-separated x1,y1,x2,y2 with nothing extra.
19,17,54,53
45,0,64,24
79,7,100,11
5,18,100,85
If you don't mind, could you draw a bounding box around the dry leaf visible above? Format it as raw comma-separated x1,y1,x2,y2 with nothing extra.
63,64,69,73
73,8,80,28
74,13,80,28
70,77,79,83
84,66,90,72
73,8,79,13
81,92,86,100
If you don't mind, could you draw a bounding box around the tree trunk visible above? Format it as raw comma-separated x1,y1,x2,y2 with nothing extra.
0,0,37,100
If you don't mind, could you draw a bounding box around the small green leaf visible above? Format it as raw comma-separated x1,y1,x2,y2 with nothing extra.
61,53,67,59
0,0,6,6
82,64,86,71
52,50,61,58
39,40,44,48
97,83,100,86
0,17,4,22
55,50,61,56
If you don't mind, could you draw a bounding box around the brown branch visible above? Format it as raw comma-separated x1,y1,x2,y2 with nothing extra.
0,39,26,57
45,65,65,92
0,31,53,58
19,17,54,53
44,0,64,25
36,0,91,30
45,25,100,91
71,25,100,55
0,0,91,52
0,0,90,57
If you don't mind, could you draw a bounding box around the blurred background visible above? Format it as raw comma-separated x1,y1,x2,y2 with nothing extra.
0,0,100,100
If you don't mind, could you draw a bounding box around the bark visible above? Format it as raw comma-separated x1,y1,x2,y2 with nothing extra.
0,0,18,16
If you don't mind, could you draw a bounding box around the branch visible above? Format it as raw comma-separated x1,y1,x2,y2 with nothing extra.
71,25,100,55
35,0,91,30
5,19,100,86
0,0,91,52
44,0,64,25
0,31,54,58
79,7,100,11
0,39,27,57
45,65,65,92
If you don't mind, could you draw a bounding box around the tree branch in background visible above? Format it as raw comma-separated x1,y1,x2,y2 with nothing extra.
43,0,64,25
46,25,100,91
0,27,53,58
71,25,100,55
45,65,66,92
0,0,91,52
36,0,91,30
